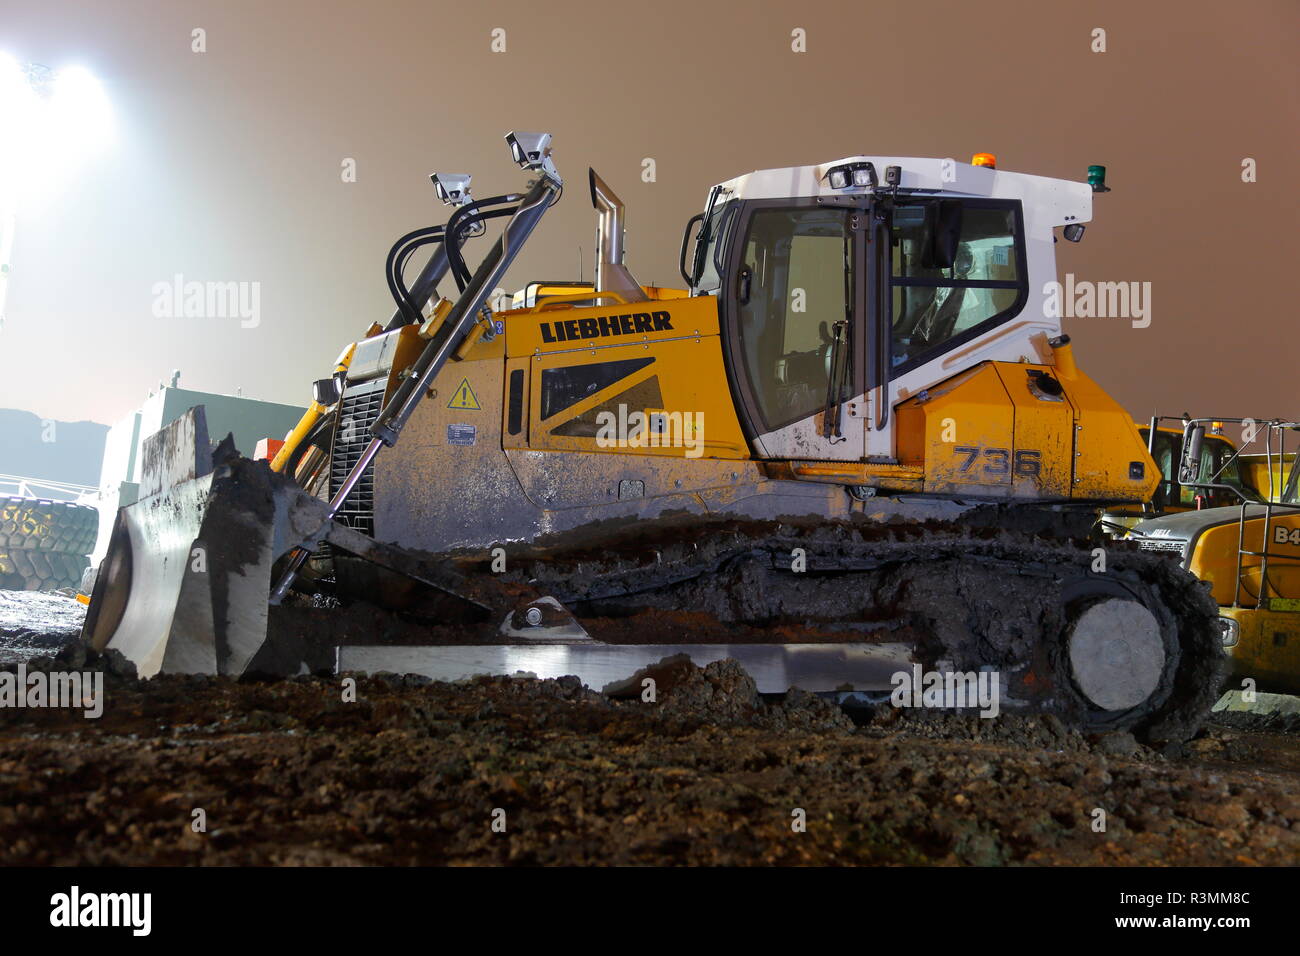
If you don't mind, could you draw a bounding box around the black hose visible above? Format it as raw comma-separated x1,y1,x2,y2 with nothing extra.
385,226,443,323
384,196,521,324
447,207,518,292
391,234,445,322
444,195,521,292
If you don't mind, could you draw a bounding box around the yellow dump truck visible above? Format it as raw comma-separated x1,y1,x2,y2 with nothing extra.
1133,419,1300,693
1100,418,1257,537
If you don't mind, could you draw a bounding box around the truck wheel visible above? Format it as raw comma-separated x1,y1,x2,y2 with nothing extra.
0,498,96,591
0,547,90,591
0,497,98,555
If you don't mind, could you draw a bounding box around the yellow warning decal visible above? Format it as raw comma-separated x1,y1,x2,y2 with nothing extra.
447,378,481,410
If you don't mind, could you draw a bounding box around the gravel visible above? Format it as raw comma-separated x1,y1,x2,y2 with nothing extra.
0,640,1295,865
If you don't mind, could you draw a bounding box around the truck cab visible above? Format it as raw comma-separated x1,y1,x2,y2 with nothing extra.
1132,420,1300,692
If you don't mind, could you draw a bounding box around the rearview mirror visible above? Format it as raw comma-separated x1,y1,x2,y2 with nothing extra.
679,212,705,286
1179,425,1205,485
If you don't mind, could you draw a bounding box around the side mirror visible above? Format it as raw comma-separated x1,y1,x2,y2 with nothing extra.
1179,425,1205,484
679,212,705,286
922,200,963,270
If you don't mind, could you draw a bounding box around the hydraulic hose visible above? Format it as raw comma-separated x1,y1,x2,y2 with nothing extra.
445,195,522,291
385,225,444,325
391,234,445,322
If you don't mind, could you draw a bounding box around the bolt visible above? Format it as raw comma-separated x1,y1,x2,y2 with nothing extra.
524,606,544,627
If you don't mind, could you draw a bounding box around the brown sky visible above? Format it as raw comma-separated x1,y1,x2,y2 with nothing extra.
1,0,1296,426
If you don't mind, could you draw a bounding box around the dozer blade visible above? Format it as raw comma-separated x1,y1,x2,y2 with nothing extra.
336,641,918,696
81,407,493,678
82,408,283,676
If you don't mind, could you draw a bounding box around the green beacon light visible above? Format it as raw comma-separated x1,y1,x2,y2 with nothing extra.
1087,164,1110,193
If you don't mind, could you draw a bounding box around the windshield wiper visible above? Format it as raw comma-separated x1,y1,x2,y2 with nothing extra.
822,319,848,441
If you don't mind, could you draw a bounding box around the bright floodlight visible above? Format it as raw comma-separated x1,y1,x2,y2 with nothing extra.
0,55,113,326
0,55,113,206
49,65,113,153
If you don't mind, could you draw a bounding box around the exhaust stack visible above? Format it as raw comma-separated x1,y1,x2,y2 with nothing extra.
589,168,649,303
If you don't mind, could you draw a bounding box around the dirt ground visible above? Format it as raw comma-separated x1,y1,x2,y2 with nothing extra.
1,616,1297,866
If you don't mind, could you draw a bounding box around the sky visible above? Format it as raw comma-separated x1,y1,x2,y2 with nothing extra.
0,0,1296,427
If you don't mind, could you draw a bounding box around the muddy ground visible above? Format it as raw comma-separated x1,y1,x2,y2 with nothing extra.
0,590,1297,866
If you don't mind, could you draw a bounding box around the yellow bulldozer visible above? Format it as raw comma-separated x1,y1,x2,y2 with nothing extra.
81,134,1222,739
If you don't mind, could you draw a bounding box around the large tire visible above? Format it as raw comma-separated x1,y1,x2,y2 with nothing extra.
0,497,96,591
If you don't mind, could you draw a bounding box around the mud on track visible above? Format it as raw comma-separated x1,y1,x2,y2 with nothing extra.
0,640,1297,866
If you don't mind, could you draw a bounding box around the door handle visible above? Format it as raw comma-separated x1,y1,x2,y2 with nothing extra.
737,265,752,305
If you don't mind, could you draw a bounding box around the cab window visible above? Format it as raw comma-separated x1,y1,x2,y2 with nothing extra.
734,207,852,431
889,200,1025,375
1140,427,1256,509
694,201,736,295
1180,436,1250,507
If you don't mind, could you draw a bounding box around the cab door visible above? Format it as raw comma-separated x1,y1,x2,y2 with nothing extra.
719,201,868,461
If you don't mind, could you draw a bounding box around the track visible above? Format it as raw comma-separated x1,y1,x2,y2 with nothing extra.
500,513,1224,741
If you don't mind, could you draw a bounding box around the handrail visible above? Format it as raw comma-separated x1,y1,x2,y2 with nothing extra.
527,290,629,313
1233,500,1300,608
1226,419,1300,608
0,473,98,501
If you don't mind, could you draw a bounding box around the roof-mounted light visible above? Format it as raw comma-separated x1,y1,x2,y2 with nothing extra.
971,152,997,169
504,130,560,183
1088,164,1110,193
430,172,472,206
824,161,878,190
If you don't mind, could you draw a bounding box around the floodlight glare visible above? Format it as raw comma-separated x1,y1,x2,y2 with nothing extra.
0,55,113,204
0,55,113,325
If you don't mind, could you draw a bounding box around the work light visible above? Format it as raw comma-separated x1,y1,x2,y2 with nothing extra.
824,161,878,190
430,173,472,206
505,132,552,170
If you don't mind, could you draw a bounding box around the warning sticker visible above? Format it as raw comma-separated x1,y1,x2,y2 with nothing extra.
448,378,481,410
447,424,476,446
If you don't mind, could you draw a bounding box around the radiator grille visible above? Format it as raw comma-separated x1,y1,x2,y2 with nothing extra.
1137,537,1186,556
329,378,387,538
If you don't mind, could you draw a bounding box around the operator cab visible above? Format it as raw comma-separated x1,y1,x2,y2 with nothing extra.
681,155,1091,463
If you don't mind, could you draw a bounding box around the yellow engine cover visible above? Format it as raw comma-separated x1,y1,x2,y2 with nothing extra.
894,361,1158,502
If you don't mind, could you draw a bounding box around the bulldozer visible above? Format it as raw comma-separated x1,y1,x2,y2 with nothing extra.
81,134,1222,739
